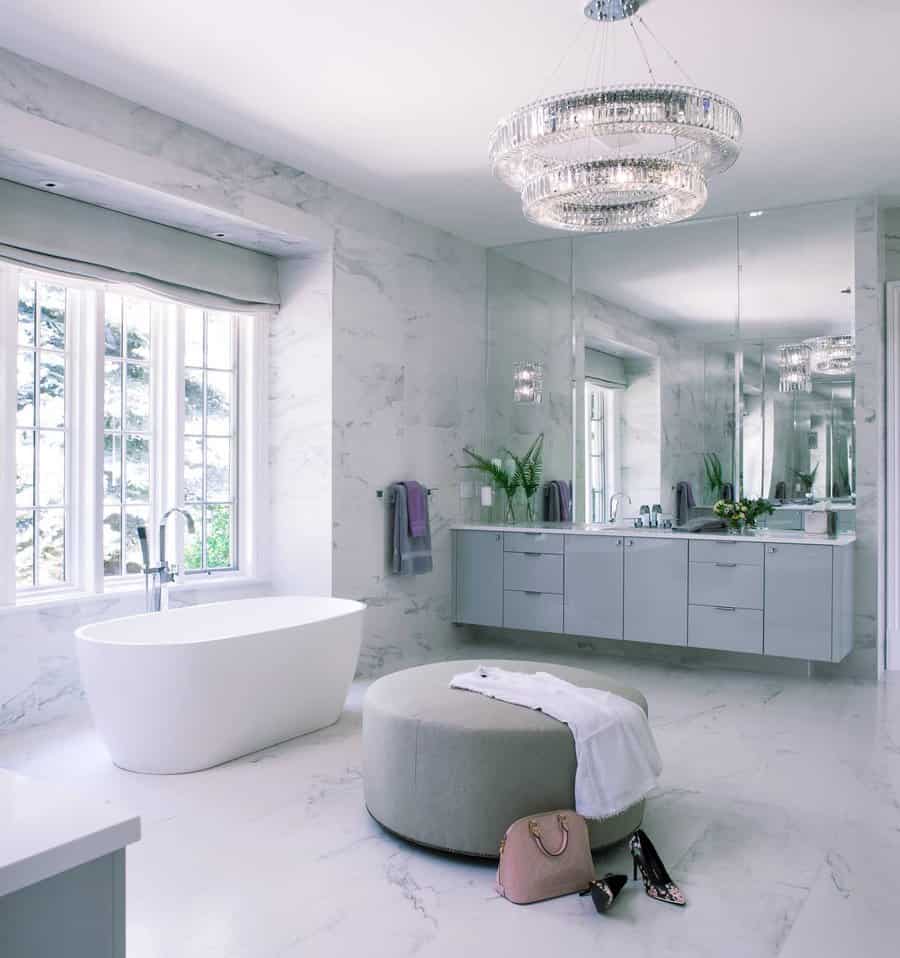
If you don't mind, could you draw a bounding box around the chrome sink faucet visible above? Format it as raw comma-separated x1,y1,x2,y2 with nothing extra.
137,508,196,613
609,493,632,523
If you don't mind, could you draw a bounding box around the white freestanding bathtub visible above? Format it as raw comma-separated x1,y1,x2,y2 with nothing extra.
75,595,365,774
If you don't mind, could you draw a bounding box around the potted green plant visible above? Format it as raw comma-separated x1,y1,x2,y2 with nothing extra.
462,447,521,523
504,434,544,522
713,497,775,534
793,463,819,499
703,452,725,502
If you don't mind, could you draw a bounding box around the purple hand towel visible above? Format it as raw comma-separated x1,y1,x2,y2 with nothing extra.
404,481,428,538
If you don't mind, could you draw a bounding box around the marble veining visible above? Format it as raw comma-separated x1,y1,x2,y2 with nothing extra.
1,655,897,957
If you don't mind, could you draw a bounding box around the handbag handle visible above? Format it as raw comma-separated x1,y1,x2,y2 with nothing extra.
528,815,569,857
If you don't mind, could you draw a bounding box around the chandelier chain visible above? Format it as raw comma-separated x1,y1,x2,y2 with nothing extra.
629,17,657,84
536,17,590,102
634,14,694,84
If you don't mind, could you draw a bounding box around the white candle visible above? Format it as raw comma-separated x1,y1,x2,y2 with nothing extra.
480,486,493,507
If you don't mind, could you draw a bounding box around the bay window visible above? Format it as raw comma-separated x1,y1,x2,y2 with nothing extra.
1,265,261,605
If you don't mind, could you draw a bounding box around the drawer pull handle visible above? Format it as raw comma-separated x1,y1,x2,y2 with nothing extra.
714,606,737,612
715,541,738,546
524,552,543,557
715,562,737,568
524,590,542,596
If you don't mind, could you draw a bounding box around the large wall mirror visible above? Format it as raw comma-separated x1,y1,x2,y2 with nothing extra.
486,199,855,529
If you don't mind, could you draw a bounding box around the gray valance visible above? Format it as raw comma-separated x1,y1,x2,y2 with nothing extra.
585,348,627,388
0,179,279,312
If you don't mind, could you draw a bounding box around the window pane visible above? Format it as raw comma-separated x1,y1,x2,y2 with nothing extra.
39,358,66,429
125,299,151,361
206,504,232,569
206,313,233,369
185,309,204,367
104,434,122,503
104,294,123,356
18,279,35,346
184,436,204,501
16,511,34,587
124,509,149,575
38,510,65,585
206,371,232,435
38,283,66,350
125,435,150,502
125,363,151,431
103,510,123,577
17,351,35,427
184,506,203,570
39,432,65,506
206,438,231,500
104,361,122,430
184,370,204,433
16,430,34,507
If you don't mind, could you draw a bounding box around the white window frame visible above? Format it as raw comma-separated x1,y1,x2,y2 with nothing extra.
0,263,268,608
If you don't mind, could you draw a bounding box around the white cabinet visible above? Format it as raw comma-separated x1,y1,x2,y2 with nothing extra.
624,537,688,647
563,535,624,640
452,530,503,627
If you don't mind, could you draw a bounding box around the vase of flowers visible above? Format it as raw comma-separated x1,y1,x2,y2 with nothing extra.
713,497,775,534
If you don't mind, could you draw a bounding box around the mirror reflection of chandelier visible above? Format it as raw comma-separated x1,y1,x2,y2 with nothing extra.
778,336,855,393
806,335,855,375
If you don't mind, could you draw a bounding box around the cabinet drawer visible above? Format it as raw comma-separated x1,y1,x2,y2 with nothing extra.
689,561,763,610
504,591,564,633
689,605,763,654
504,552,564,594
564,534,624,554
689,539,763,566
504,531,564,554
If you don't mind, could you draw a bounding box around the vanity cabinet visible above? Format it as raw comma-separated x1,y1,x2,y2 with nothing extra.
563,535,624,640
624,537,688,647
452,530,503,627
451,527,854,663
763,543,835,660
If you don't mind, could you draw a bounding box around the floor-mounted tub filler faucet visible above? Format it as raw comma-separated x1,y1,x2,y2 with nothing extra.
609,493,632,524
137,508,196,613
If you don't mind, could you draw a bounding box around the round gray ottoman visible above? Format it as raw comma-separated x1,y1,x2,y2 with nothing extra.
362,659,646,858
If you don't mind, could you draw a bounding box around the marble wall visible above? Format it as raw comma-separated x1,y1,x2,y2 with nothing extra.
0,48,489,725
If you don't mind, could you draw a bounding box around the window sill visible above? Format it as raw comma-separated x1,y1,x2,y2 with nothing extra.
1,575,270,619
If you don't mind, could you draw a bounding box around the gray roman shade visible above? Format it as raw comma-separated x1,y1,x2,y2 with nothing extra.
585,348,626,388
0,179,279,312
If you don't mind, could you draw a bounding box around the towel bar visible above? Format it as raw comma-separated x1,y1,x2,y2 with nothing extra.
377,487,436,502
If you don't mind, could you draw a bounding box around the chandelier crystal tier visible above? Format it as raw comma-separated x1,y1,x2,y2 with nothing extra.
490,1,742,233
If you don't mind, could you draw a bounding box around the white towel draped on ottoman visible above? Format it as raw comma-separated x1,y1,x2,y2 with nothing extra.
450,665,662,820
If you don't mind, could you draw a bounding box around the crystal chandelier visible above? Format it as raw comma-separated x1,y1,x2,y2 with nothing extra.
490,0,742,233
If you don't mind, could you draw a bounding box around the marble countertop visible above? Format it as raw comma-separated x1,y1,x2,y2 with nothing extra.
451,522,856,547
0,769,141,897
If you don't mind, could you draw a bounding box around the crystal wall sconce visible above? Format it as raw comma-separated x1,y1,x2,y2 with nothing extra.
778,343,812,393
513,362,544,404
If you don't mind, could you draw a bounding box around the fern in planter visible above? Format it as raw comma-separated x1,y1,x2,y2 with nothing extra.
461,447,521,522
504,433,544,522
703,452,725,502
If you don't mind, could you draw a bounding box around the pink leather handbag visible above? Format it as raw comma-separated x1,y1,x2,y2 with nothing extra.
496,810,594,905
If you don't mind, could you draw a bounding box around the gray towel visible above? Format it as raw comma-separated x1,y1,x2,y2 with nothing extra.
543,482,562,522
391,483,433,575
675,481,695,527
675,516,728,533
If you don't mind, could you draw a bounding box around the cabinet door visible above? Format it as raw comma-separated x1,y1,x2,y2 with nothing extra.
624,538,688,646
564,536,624,639
453,531,503,627
764,544,833,660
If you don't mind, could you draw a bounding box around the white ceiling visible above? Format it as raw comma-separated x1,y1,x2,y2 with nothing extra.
0,0,898,247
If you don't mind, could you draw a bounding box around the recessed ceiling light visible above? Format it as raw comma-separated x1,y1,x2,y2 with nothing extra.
39,180,60,189
748,210,765,217
213,231,227,239
840,287,852,294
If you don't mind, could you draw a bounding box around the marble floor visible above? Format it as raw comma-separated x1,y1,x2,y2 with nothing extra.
2,652,899,958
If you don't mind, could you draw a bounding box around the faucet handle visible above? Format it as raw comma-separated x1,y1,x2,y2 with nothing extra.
137,524,151,571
